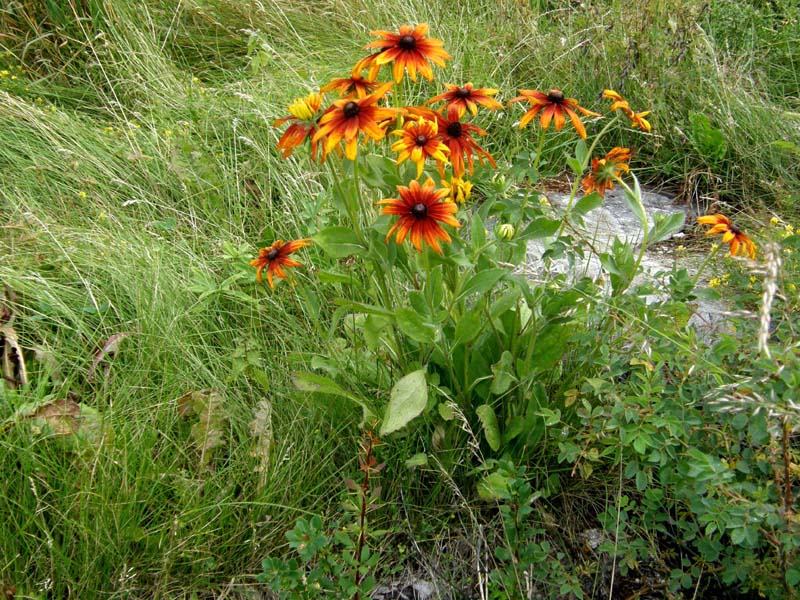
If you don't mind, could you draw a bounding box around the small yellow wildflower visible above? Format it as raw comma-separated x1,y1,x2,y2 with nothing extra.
0,70,9,77
441,176,472,204
711,243,719,251
708,277,721,288
539,195,551,207
77,191,87,199
789,283,797,292
164,129,173,137
770,216,780,226
784,224,795,238
676,245,686,252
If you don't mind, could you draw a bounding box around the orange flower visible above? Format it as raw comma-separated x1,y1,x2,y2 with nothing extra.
321,65,381,99
509,88,600,139
602,89,652,133
250,239,312,289
427,83,502,117
697,214,756,259
581,147,631,198
391,117,450,178
313,83,397,160
377,178,460,254
410,106,495,178
366,23,451,83
273,93,324,159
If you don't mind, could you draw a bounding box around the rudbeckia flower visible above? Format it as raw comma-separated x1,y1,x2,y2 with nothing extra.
250,238,312,289
273,93,324,159
602,89,652,133
313,83,398,160
441,176,472,205
409,106,495,178
427,83,503,117
321,65,381,99
581,147,631,198
391,117,450,178
366,23,451,83
697,214,756,259
509,88,600,139
377,178,460,254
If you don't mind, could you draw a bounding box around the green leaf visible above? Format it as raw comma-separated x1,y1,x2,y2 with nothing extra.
471,212,486,250
313,226,367,258
575,139,588,165
317,269,357,284
293,372,374,422
395,307,437,344
477,471,511,501
520,217,560,240
438,402,456,421
404,453,428,468
457,268,506,302
566,156,583,176
573,192,603,218
476,404,501,451
648,212,686,244
490,350,516,395
454,308,483,345
530,323,569,371
380,369,428,436
622,174,647,229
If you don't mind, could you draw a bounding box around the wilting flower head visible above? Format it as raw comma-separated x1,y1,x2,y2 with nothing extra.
366,23,451,83
697,214,756,259
410,106,495,178
250,238,312,289
321,64,381,99
351,52,383,81
509,88,600,139
441,176,472,205
313,83,398,160
377,178,460,254
602,89,652,133
581,147,631,198
391,117,450,178
273,93,324,159
427,83,503,118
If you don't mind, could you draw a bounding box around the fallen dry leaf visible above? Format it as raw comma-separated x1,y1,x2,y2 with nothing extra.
1,324,28,388
87,333,128,383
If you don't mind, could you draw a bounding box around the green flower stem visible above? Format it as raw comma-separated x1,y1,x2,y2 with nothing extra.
326,158,365,242
690,243,723,288
531,125,546,173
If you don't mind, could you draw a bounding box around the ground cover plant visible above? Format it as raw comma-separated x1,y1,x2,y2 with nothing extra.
1,1,799,598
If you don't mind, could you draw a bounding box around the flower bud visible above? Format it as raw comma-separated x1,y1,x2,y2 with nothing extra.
497,223,515,240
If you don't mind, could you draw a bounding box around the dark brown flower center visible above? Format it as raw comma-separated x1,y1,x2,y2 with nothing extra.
415,134,428,146
411,202,428,218
446,121,462,137
343,101,360,118
547,89,564,103
267,248,280,260
399,35,416,50
455,87,471,98
729,224,741,235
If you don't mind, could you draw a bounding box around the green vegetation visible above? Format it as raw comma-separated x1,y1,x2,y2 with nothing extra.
1,1,798,598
